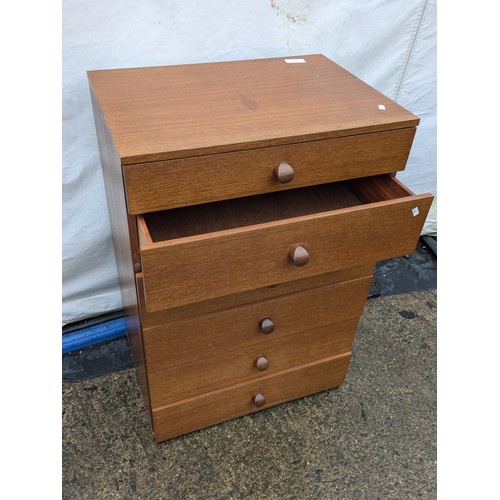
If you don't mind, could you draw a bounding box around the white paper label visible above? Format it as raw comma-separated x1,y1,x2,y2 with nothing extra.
285,58,306,63
412,207,419,217
378,104,386,110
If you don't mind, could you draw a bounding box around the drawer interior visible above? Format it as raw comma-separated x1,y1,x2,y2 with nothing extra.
141,174,413,242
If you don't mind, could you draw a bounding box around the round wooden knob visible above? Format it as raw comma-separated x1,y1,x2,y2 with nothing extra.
255,356,269,371
274,162,294,183
254,393,266,407
289,245,310,267
259,318,275,334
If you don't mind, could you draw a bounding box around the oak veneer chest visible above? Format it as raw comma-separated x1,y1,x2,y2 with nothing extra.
88,54,433,442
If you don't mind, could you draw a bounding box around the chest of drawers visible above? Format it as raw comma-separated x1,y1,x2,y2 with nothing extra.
88,54,433,442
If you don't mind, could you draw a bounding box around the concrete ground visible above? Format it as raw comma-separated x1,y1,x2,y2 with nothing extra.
62,289,436,499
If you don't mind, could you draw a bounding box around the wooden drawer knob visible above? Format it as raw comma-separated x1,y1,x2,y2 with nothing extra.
255,356,269,371
259,318,275,334
289,245,310,267
274,162,294,183
254,393,266,407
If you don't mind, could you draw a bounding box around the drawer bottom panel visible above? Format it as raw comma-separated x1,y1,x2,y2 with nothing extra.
151,352,351,442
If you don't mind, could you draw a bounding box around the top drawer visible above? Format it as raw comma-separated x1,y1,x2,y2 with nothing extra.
123,128,415,214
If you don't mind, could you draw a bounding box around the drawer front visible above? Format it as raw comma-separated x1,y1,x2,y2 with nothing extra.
152,352,351,442
124,128,415,214
142,276,371,370
139,187,432,312
138,265,373,327
147,318,359,407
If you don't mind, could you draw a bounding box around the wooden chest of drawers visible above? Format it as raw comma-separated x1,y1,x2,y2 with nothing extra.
88,54,433,442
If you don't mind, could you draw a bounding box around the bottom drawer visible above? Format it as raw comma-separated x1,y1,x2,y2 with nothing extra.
151,352,351,442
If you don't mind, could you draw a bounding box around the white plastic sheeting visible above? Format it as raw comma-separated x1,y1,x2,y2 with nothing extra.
62,0,436,325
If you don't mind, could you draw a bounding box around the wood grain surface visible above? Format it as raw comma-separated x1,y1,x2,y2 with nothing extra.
87,54,419,164
136,265,374,327
147,319,358,407
123,127,416,214
152,352,352,442
89,85,151,419
138,177,433,311
88,54,430,442
142,276,371,371
143,181,362,241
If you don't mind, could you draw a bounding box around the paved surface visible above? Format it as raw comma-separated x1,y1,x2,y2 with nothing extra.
62,289,436,499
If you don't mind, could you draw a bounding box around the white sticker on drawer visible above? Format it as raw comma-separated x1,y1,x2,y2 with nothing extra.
378,104,386,110
412,207,420,217
285,58,306,63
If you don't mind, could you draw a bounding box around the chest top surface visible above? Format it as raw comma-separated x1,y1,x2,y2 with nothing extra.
87,54,418,165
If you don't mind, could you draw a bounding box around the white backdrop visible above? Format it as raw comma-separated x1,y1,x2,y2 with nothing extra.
62,0,437,325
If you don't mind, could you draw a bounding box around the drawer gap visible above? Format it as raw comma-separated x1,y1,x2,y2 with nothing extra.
142,174,409,242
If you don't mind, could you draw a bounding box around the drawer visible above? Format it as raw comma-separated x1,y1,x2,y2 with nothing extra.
137,265,373,327
151,352,351,442
147,319,359,407
142,276,371,369
138,174,433,312
124,128,416,214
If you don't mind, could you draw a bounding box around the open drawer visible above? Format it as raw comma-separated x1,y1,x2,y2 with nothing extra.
137,174,433,312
